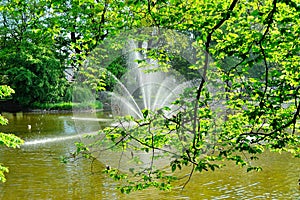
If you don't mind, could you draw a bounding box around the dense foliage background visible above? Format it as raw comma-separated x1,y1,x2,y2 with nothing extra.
0,0,299,192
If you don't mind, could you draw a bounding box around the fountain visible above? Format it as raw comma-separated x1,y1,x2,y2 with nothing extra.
110,40,192,119
72,28,204,172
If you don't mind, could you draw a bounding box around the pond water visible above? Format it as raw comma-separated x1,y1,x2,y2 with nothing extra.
0,112,299,199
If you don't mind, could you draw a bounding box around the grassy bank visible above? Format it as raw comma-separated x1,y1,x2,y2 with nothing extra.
31,101,103,111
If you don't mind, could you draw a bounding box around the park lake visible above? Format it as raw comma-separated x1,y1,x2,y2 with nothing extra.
0,112,299,199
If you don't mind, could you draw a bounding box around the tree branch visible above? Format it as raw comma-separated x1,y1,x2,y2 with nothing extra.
193,0,239,149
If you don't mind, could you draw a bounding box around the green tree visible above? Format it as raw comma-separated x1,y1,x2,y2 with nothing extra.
0,0,129,105
68,0,300,193
0,85,23,182
1,0,299,192
0,0,68,106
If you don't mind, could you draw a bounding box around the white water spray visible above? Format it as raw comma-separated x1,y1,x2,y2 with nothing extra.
110,39,191,118
23,132,98,146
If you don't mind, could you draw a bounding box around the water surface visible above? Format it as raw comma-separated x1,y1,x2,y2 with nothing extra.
0,112,299,199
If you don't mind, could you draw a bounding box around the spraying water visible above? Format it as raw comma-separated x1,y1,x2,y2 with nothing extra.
71,28,205,171
23,130,99,146
110,39,191,118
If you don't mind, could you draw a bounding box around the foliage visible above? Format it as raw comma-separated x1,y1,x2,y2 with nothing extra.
1,0,299,193
0,0,69,106
0,85,14,99
0,45,68,105
105,56,128,91
0,85,23,182
64,0,300,193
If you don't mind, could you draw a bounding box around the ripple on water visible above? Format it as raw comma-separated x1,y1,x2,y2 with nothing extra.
1,113,299,200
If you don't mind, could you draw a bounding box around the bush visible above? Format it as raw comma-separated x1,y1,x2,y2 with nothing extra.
72,86,95,103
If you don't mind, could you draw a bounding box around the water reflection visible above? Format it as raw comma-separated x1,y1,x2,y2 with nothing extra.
0,112,299,199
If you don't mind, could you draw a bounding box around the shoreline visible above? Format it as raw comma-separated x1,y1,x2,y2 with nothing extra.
1,108,107,114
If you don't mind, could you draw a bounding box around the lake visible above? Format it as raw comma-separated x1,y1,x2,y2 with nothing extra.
0,112,299,199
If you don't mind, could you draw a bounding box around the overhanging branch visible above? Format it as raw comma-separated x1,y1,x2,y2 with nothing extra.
193,0,239,150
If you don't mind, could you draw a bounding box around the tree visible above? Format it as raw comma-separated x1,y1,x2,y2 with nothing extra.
0,0,129,105
0,0,69,106
0,85,23,182
68,0,300,193
1,0,299,192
